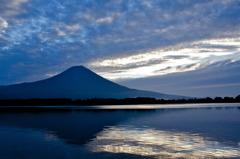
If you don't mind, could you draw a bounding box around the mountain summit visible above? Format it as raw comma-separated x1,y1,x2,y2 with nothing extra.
0,66,187,100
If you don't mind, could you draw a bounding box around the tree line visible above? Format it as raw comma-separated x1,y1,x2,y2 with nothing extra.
0,95,240,106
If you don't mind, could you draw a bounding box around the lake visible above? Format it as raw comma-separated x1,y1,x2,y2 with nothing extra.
0,103,239,159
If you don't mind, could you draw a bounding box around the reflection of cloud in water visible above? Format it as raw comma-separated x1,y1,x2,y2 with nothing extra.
44,131,58,142
87,125,240,159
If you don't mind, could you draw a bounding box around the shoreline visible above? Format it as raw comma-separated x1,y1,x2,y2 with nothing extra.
0,103,239,110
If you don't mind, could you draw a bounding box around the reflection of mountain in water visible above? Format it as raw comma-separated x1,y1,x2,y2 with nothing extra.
0,109,155,145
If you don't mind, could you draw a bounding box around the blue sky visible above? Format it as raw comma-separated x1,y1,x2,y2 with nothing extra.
0,0,240,97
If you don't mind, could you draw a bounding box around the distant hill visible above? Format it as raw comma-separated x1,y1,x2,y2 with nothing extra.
0,66,188,100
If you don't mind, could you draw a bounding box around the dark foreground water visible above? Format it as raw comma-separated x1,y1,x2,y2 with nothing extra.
0,103,239,159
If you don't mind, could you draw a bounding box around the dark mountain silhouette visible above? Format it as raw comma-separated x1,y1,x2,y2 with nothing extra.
0,66,188,100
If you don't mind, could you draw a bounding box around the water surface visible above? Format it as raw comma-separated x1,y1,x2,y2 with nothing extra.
0,103,239,159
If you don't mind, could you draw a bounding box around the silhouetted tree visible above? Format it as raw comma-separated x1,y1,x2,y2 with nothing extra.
214,97,223,103
235,95,240,102
205,97,214,103
224,97,234,103
0,95,240,106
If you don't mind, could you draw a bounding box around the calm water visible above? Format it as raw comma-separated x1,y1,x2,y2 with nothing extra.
0,103,239,159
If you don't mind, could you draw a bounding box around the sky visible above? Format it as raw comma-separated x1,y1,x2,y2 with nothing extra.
0,0,240,97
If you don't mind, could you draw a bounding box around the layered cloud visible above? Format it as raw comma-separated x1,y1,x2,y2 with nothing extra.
119,59,240,97
0,0,240,94
92,38,240,79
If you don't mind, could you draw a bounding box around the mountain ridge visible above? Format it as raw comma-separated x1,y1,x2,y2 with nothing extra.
0,66,189,100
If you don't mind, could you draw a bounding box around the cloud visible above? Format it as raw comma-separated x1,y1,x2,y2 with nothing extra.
91,37,240,79
0,0,29,21
165,55,189,59
0,17,9,40
0,17,8,28
119,60,240,97
96,16,114,23
55,23,81,36
0,0,240,88
93,59,167,74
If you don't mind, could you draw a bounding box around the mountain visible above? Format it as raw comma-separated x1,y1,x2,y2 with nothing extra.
0,66,188,100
